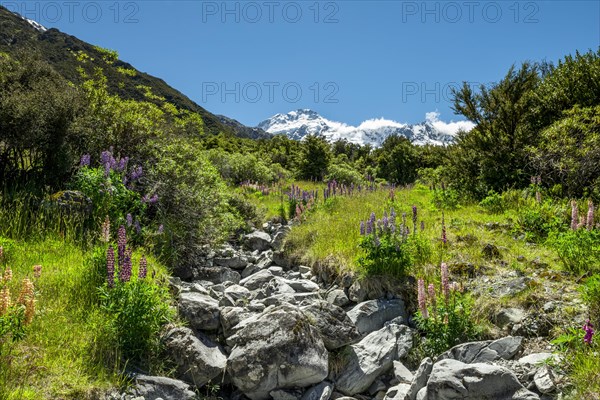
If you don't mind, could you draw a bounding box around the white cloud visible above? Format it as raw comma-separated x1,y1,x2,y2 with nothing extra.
357,118,407,130
425,111,475,136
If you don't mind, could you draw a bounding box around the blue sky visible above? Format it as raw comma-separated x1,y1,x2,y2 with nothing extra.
7,1,599,126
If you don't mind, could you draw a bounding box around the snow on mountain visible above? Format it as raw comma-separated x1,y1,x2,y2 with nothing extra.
257,109,475,147
13,11,47,32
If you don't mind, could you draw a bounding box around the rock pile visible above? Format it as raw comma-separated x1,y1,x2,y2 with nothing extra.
116,222,564,400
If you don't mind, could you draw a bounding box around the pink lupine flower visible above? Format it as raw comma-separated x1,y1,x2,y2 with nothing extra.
139,256,148,280
571,200,579,231
587,200,595,231
441,262,450,303
106,246,115,288
418,279,428,319
428,283,437,311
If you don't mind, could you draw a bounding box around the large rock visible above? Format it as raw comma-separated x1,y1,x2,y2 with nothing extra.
534,365,556,394
327,289,350,307
214,255,248,269
163,327,227,388
178,292,220,331
196,266,241,284
424,359,539,400
286,278,320,293
335,324,413,395
227,305,329,400
240,269,275,290
405,357,433,400
220,306,257,339
301,300,360,350
384,384,411,400
244,231,272,251
134,375,197,400
347,299,407,336
438,336,523,363
301,381,334,400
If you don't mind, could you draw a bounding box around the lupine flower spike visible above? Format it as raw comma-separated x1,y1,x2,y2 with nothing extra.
571,200,579,231
587,200,595,231
428,283,437,312
441,262,450,304
139,256,148,280
417,279,428,319
33,265,42,279
3,266,12,283
0,288,11,315
584,319,594,344
101,216,111,243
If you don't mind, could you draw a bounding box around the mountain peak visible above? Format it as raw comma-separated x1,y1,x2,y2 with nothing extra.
257,110,474,147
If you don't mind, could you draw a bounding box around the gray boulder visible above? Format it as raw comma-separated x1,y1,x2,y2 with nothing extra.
327,289,350,307
347,299,407,336
227,305,329,400
384,384,411,400
214,255,248,269
240,269,275,290
301,300,360,350
438,336,523,363
405,357,433,400
163,327,227,388
393,360,414,384
301,381,334,400
134,375,196,400
244,231,272,251
335,324,413,395
220,306,257,339
178,292,220,331
424,359,539,400
196,266,241,284
533,365,556,394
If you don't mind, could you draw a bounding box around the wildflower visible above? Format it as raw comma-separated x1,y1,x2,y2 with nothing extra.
130,165,143,181
100,216,111,243
24,296,35,324
139,256,148,280
428,283,437,310
134,220,142,234
158,224,164,234
33,265,42,279
117,225,127,269
126,213,133,227
366,220,373,235
17,278,34,306
360,221,366,236
3,266,12,283
584,319,595,344
106,246,115,288
120,247,132,283
117,156,129,172
587,200,595,231
383,212,389,231
148,194,159,204
369,212,376,226
80,154,91,167
418,279,428,319
412,205,418,232
0,287,11,315
571,200,578,231
578,214,586,230
441,262,449,303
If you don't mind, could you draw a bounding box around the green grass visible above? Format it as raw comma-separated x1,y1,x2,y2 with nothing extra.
0,237,172,399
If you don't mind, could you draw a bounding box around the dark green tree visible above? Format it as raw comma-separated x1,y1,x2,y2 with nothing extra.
375,135,419,185
297,135,331,181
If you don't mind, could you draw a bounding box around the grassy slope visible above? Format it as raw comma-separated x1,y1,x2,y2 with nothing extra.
0,236,171,399
249,181,597,397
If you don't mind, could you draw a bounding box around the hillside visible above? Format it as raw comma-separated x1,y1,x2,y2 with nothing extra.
0,6,266,138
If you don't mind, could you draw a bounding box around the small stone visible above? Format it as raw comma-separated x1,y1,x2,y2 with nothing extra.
534,365,556,394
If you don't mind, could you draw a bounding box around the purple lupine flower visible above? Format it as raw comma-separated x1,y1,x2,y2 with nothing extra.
360,221,366,236
369,212,376,225
366,220,373,235
587,200,595,231
441,262,450,303
117,225,127,270
120,247,132,283
412,205,418,232
417,279,428,319
104,162,111,178
442,225,447,244
148,194,159,204
100,150,113,166
134,220,141,234
139,256,147,280
126,214,133,227
571,200,579,231
106,246,115,288
130,166,143,181
584,319,594,344
117,156,129,172
158,224,164,234
80,154,91,167
383,212,389,232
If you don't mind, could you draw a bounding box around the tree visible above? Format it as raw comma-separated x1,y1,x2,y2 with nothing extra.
375,135,419,185
297,135,331,181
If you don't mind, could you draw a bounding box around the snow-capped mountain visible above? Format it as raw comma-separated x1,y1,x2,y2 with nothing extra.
257,109,475,147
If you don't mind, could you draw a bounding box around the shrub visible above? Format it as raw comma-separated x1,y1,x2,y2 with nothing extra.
207,150,277,184
432,188,460,210
414,264,480,357
326,162,364,186
515,200,566,242
479,190,505,214
548,229,600,275
581,274,600,323
356,210,412,277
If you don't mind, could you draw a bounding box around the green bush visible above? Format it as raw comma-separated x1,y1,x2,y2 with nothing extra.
479,190,505,214
207,150,277,184
326,162,364,186
516,201,566,242
547,229,600,274
581,274,600,323
432,188,460,210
